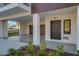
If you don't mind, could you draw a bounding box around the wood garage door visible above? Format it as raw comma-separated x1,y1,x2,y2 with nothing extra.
50,20,61,40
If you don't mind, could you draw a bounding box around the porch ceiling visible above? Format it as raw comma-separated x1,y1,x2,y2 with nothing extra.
9,15,33,22
39,6,77,16
0,4,31,20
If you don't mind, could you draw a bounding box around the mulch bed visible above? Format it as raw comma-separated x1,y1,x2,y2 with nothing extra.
6,46,77,56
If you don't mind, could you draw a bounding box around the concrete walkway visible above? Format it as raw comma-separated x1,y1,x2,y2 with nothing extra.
0,36,76,55
46,40,76,53
0,36,28,55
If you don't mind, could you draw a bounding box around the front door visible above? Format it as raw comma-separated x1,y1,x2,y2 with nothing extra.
50,20,61,40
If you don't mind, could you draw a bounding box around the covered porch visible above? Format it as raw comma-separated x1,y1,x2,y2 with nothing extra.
17,6,77,53
0,5,79,55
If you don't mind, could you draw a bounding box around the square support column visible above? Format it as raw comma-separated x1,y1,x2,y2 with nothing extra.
18,21,27,36
3,20,8,38
0,20,8,39
33,14,40,46
77,6,79,50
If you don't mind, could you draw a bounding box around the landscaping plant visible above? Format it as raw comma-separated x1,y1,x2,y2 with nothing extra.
39,40,47,56
16,50,23,56
56,44,64,56
20,46,26,51
8,48,16,56
48,51,57,56
27,41,34,55
76,50,79,56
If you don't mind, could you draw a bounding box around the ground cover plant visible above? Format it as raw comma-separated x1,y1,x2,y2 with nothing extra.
6,41,78,56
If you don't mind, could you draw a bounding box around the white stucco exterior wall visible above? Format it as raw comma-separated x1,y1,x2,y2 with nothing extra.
19,17,45,35
45,11,77,44
19,11,77,45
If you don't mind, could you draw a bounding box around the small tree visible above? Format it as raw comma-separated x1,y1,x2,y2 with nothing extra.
39,40,47,56
27,41,34,54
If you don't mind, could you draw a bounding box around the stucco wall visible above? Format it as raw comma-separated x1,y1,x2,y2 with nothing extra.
19,11,77,44
45,11,77,44
26,18,45,34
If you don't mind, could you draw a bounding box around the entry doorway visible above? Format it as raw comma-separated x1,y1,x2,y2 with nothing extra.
50,20,61,40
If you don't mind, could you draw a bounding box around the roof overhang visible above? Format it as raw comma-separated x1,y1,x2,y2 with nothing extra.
0,3,31,20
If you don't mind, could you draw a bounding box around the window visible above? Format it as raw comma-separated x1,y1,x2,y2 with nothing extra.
64,19,71,34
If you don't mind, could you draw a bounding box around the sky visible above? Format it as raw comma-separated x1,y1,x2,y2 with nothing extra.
8,21,16,26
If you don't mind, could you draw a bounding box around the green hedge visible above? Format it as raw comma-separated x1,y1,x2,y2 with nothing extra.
8,30,19,37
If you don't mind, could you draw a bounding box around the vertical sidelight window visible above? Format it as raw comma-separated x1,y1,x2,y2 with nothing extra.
64,19,71,34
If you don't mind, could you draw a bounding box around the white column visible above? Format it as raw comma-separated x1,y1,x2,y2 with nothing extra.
19,21,27,36
77,6,79,50
0,20,4,38
0,20,8,39
45,17,50,41
33,14,40,46
3,20,8,38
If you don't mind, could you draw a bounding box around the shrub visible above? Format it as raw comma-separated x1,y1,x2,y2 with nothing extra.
48,51,59,56
27,41,34,54
20,46,26,51
8,48,16,56
56,44,64,56
76,50,79,55
16,50,23,56
39,40,47,56
48,44,64,56
48,51,52,56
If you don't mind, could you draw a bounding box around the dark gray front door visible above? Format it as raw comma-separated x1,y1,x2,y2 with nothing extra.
50,20,61,40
